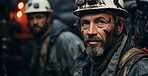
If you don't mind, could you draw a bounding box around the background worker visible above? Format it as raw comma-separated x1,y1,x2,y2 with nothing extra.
25,0,85,76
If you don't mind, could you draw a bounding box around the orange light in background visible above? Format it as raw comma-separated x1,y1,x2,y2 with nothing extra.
17,11,23,18
132,35,135,39
18,2,24,9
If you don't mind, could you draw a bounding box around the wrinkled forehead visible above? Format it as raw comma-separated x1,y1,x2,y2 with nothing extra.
80,13,114,21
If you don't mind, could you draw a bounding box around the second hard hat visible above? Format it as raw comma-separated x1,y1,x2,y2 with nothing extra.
25,0,53,14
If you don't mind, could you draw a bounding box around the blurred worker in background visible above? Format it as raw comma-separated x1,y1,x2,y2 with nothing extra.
25,0,85,76
73,0,148,76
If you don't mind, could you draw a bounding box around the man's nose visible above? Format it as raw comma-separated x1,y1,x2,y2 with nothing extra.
33,18,37,24
88,23,97,35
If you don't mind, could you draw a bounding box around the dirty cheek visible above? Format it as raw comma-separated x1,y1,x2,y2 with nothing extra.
102,24,113,33
99,24,113,41
105,18,114,33
97,29,106,42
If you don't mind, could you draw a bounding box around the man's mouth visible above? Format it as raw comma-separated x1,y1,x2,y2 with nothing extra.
85,39,103,43
84,35,104,46
87,41,102,45
34,27,39,29
85,39,104,46
33,26,41,30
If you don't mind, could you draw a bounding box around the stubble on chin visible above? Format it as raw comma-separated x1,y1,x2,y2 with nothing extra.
86,44,105,57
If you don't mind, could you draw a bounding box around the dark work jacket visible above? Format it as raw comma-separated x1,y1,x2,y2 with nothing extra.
31,19,85,76
73,32,148,76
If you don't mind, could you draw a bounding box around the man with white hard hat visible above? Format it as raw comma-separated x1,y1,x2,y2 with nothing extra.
73,0,148,76
25,0,85,76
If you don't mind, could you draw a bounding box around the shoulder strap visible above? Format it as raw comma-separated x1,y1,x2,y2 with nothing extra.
116,47,148,76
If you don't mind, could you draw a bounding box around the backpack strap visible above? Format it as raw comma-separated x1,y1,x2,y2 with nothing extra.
116,47,148,76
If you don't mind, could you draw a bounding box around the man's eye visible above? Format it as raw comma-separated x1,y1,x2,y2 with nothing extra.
97,20,106,24
81,21,90,26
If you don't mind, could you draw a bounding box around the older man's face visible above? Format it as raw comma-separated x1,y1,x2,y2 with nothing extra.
80,13,116,57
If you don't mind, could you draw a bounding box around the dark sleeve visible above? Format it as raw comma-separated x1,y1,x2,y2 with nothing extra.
55,31,85,76
128,59,148,76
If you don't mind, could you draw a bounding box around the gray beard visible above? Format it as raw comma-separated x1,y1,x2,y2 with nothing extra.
86,45,105,57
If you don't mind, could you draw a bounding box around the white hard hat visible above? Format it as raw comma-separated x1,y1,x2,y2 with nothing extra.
25,0,53,14
73,0,128,17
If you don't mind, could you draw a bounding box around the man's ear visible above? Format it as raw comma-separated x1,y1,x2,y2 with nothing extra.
117,20,125,35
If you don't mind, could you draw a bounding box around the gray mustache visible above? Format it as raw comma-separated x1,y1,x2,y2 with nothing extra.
84,36,104,43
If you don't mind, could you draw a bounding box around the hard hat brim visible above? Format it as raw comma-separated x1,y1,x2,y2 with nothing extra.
25,9,53,14
73,8,129,18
